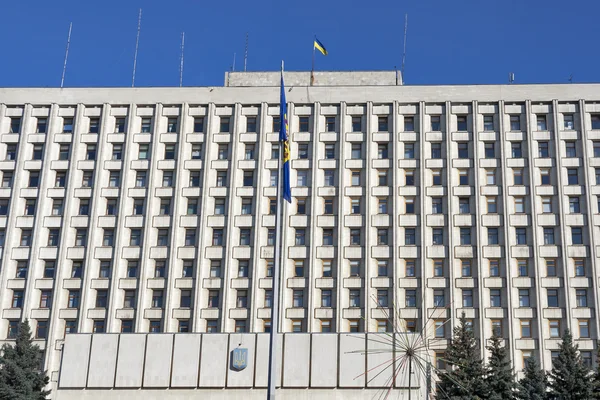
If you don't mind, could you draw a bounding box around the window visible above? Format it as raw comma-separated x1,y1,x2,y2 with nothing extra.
350,260,360,276
6,144,17,160
434,319,446,338
405,290,417,307
189,170,201,187
458,143,468,159
68,290,80,308
459,170,468,185
567,168,578,185
243,171,253,187
579,320,590,338
519,289,530,307
264,290,273,308
95,290,108,308
576,289,587,307
32,144,44,160
457,115,467,131
517,259,528,277
349,289,361,307
432,198,442,214
458,198,470,214
351,116,362,132
239,228,251,246
378,116,389,132
543,228,555,245
85,144,96,160
135,171,147,187
297,170,308,187
518,320,532,338
575,259,585,277
377,260,388,276
349,197,361,214
568,196,580,214
36,320,48,339
293,260,304,277
88,117,100,133
298,144,309,159
516,228,527,245
483,115,494,131
377,229,388,245
513,168,524,185
462,290,473,307
206,320,219,333
488,228,499,245
431,115,441,131
433,290,445,307
212,229,224,246
214,198,225,215
405,260,415,277
219,117,230,133
490,289,501,307
350,229,361,245
43,261,55,279
321,290,332,307
1,171,12,188
489,260,499,277
292,290,304,307
562,114,574,130
351,143,361,159
572,227,583,245
62,117,74,133
405,170,415,186
549,320,560,337
270,144,280,161
190,143,203,160
16,262,28,279
431,143,442,159
324,169,335,186
128,228,141,246
299,116,309,132
216,171,227,187
487,197,497,213
432,229,443,245
246,116,257,132
322,229,333,245
537,115,547,131
378,197,388,214
350,170,361,186
163,144,176,160
486,169,496,185
433,260,443,277
376,170,387,186
20,229,32,247
547,289,559,307
217,144,228,160
236,290,248,308
405,228,416,245
28,171,39,188
34,117,48,133
484,143,495,158
404,116,415,132
156,229,169,246
266,259,274,277
511,142,522,158
325,116,336,132
513,197,526,214
510,115,521,131
244,144,255,160
207,290,220,308
541,197,552,213
295,229,306,245
462,260,472,277
322,260,332,277
115,117,126,133
539,142,549,158
404,143,415,159
377,290,388,307
565,142,576,158
460,228,471,245
378,143,388,159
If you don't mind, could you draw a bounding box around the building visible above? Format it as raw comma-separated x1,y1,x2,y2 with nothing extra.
0,71,600,397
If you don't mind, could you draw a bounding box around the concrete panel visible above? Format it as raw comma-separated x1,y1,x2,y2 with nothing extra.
255,333,282,388
199,334,228,387
283,334,310,387
115,334,146,388
339,334,365,388
227,334,256,388
59,334,92,388
367,334,394,388
143,334,173,388
310,334,337,387
171,334,201,388
87,335,118,388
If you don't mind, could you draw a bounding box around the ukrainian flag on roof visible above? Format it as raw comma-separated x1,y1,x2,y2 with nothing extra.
314,38,328,56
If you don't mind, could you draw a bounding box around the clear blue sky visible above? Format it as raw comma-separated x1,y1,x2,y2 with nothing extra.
2,0,599,87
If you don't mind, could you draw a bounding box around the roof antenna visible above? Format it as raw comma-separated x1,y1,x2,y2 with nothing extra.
401,14,408,85
232,52,236,72
60,22,73,88
179,32,185,87
132,8,142,87
508,72,515,84
244,32,249,72
569,74,573,83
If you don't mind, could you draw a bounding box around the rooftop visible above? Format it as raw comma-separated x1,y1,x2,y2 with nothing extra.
224,70,402,87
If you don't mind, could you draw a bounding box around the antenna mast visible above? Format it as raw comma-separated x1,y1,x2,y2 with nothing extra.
132,8,142,87
60,23,73,88
179,32,185,87
401,14,408,85
244,32,249,72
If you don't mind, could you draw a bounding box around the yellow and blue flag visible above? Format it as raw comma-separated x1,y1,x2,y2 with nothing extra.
280,73,292,203
314,38,328,56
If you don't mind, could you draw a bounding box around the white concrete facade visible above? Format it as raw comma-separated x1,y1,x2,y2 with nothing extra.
1,73,600,396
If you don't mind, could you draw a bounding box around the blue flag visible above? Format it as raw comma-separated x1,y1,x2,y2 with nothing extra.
280,74,292,203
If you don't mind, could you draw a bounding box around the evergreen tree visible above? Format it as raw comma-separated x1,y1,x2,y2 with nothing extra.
547,329,591,400
0,320,50,400
436,313,488,399
591,342,600,399
486,334,517,400
516,358,548,400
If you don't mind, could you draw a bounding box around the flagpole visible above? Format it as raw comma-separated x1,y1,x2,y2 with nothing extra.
311,36,315,86
267,60,285,400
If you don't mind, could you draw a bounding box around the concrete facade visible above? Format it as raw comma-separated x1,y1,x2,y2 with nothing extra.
1,73,600,396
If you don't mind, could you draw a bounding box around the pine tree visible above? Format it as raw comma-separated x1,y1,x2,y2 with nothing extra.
0,320,50,400
547,329,591,400
486,334,517,400
516,358,548,400
590,342,600,399
436,312,488,399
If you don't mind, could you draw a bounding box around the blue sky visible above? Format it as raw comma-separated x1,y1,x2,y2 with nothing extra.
1,0,598,87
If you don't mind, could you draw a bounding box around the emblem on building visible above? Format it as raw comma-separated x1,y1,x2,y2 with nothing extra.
231,347,248,371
